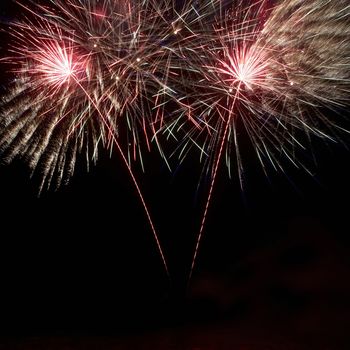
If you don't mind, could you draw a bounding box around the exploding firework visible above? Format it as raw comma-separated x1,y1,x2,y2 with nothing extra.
158,0,350,279
160,1,267,174
1,0,172,189
259,0,350,144
162,0,350,185
0,0,183,276
0,0,224,279
0,0,222,185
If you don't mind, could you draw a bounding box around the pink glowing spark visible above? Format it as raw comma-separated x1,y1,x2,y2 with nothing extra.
209,44,269,96
31,42,83,90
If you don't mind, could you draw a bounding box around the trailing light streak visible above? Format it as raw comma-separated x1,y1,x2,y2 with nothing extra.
72,74,169,278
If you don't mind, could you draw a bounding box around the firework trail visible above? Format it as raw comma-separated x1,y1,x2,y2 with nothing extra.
0,0,180,277
0,0,220,189
0,0,224,278
159,0,350,281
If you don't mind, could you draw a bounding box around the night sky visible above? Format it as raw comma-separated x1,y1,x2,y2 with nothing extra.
0,1,350,349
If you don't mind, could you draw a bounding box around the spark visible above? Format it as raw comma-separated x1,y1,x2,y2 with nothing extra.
156,0,350,282
1,0,180,278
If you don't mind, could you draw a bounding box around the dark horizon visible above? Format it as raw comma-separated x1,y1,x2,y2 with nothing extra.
0,0,350,349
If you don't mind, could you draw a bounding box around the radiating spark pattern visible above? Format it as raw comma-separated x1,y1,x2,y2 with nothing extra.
1,0,177,189
32,42,74,87
0,0,182,276
155,0,350,279
162,0,350,181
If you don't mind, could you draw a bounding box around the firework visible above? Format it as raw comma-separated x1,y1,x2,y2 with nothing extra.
169,0,350,182
0,0,183,276
0,0,222,183
157,0,350,280
259,0,350,139
0,0,222,278
2,0,165,187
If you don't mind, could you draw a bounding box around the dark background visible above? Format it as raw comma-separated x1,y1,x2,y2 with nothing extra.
0,1,350,349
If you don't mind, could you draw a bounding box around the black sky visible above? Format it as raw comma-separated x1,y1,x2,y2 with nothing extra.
0,1,350,348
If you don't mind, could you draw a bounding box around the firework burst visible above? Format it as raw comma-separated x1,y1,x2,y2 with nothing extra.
0,0,180,276
0,0,222,279
155,0,350,279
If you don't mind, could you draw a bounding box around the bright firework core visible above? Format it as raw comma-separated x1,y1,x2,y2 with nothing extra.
222,46,267,93
32,41,78,89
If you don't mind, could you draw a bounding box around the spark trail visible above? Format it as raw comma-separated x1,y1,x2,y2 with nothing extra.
1,0,174,277
176,0,350,281
74,78,170,278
